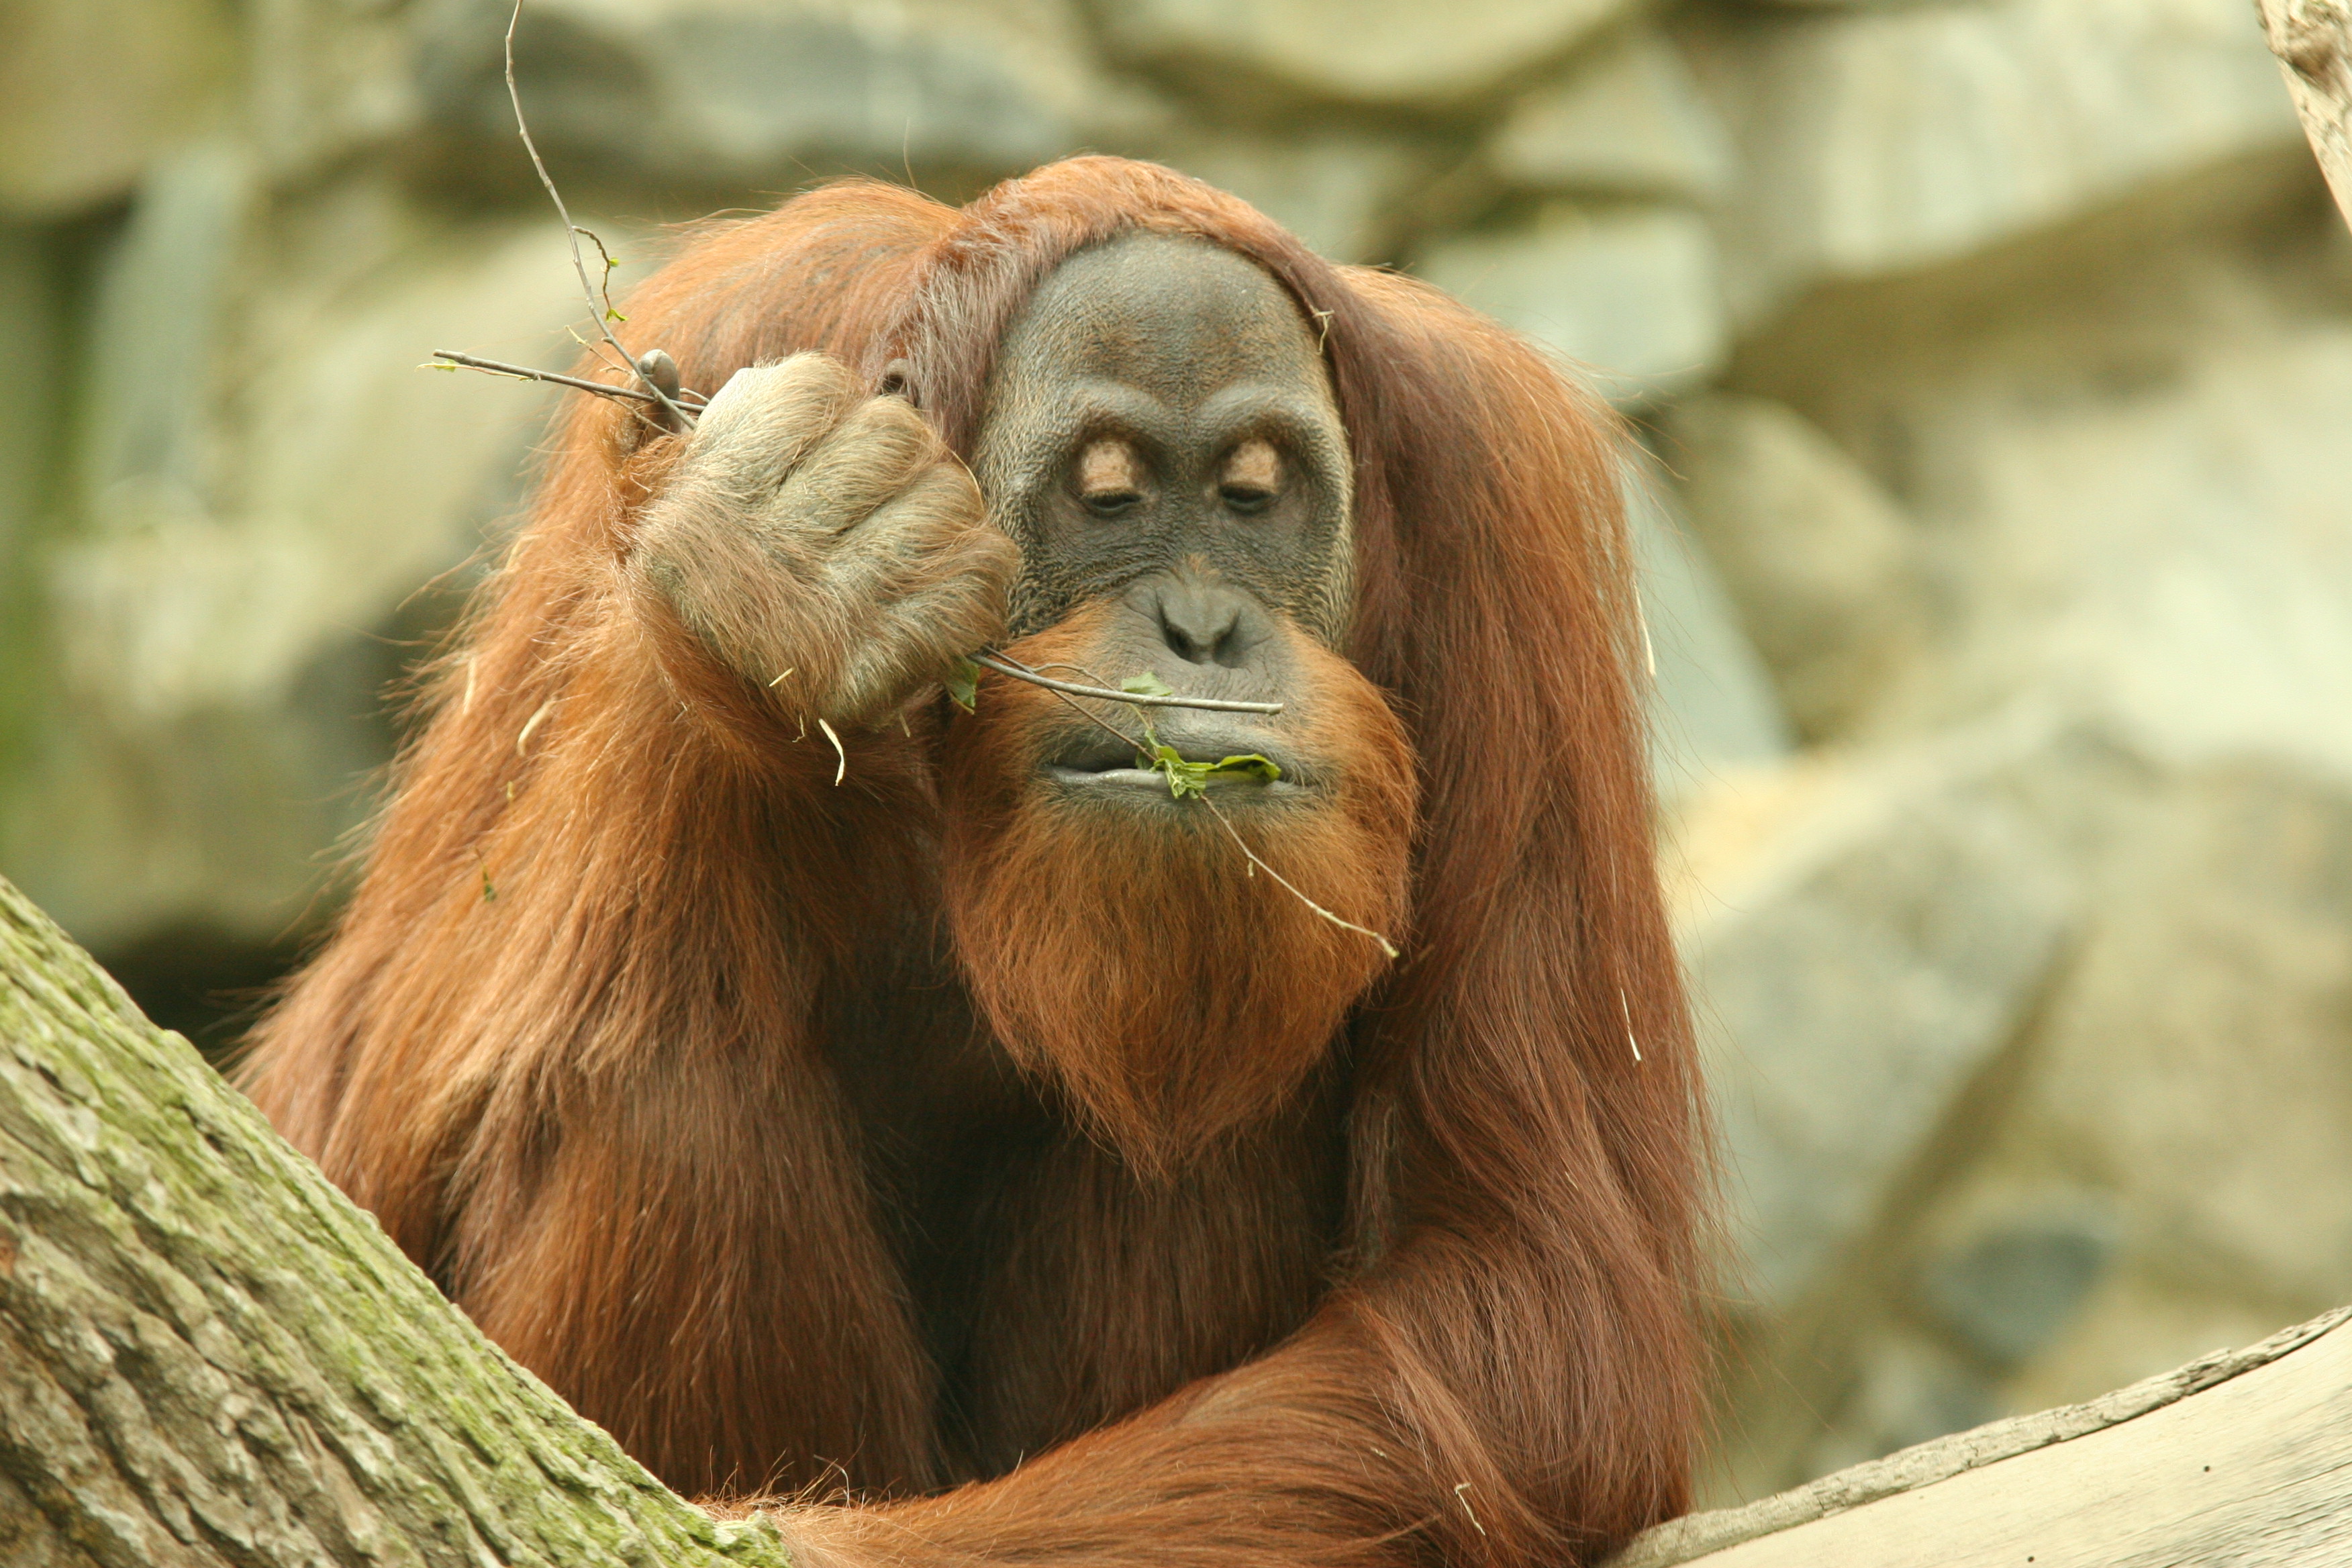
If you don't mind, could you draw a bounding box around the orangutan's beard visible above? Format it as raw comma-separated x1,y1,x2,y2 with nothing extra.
940,636,1416,1179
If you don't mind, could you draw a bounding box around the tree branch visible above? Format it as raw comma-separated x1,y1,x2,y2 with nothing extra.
0,873,786,1567
970,652,1285,715
2258,0,2352,234
502,0,695,431
429,349,710,408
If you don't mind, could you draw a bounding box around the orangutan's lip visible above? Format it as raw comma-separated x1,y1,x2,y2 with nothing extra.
1040,727,1310,797
1042,763,1302,795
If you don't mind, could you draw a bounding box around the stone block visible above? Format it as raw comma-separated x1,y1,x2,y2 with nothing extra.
1142,128,1427,262
1915,1208,2118,1373
1626,458,1794,803
1671,720,2080,1313
248,0,428,183
1415,201,1728,405
421,0,1104,187
1742,193,2352,791
2024,767,2352,1316
0,0,234,218
1802,1324,2002,1478
1661,393,1925,741
7,176,597,953
1683,0,2306,318
1099,0,1630,106
1491,24,1736,203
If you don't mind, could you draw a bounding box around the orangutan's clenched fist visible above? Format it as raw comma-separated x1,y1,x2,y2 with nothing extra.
631,352,1016,726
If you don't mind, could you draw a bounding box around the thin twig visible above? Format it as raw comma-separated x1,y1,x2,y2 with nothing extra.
429,351,707,408
1199,794,1400,959
502,0,693,431
996,668,1401,960
1034,677,1155,755
972,652,1283,716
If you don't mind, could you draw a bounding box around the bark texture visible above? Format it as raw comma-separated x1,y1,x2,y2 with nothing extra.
0,873,791,1568
2259,0,2352,232
1610,1305,2352,1567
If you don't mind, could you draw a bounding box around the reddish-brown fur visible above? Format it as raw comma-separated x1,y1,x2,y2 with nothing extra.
238,157,1707,1565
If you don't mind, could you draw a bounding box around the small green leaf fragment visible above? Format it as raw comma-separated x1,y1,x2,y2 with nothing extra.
481,869,497,902
946,657,981,712
1202,753,1281,785
1148,744,1208,800
605,309,628,322
1120,672,1175,699
1134,744,1281,800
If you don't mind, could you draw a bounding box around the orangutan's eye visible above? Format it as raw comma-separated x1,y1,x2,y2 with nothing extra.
1077,439,1145,518
1218,439,1279,515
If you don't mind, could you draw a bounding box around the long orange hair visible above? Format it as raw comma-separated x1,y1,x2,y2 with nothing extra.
240,156,1706,1563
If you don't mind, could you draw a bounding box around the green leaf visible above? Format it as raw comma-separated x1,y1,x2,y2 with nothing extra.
1138,746,1281,800
1202,753,1281,785
1120,672,1174,699
605,309,628,322
946,656,981,713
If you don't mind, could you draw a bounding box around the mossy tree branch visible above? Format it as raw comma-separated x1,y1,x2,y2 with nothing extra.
0,873,792,1568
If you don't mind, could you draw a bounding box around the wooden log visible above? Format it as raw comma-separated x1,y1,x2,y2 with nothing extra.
1612,1305,2352,1567
0,873,789,1567
2258,0,2352,234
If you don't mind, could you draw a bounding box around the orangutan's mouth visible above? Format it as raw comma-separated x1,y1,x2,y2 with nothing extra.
1041,726,1309,798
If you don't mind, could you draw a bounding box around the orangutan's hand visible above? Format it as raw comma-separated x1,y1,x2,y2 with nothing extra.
632,352,1016,725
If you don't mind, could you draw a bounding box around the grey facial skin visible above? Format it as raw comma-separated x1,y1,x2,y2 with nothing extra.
972,234,1357,802
975,233,1355,645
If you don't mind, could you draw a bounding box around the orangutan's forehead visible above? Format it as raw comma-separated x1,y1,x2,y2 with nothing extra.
994,234,1330,408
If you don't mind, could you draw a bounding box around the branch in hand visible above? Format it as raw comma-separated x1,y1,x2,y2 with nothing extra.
502,0,695,432
428,350,711,409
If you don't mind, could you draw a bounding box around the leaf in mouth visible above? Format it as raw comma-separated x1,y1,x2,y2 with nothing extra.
1141,746,1283,801
1119,671,1279,798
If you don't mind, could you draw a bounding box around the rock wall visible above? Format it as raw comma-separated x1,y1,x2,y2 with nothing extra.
1,0,2344,1504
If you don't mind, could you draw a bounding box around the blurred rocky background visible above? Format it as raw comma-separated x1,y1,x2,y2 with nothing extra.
3,0,2348,1507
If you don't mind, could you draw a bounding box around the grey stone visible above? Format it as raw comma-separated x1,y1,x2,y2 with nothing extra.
1142,128,1427,262
75,144,256,514
1491,25,1736,203
0,0,234,218
1743,191,2352,790
1804,1327,2004,1478
1917,1211,2118,1371
2021,767,2352,1316
11,183,597,952
422,0,1103,185
1683,0,2307,320
1662,393,1925,741
1414,201,1728,405
1099,0,1629,105
1626,457,1794,803
1671,716,2080,1312
248,0,428,183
